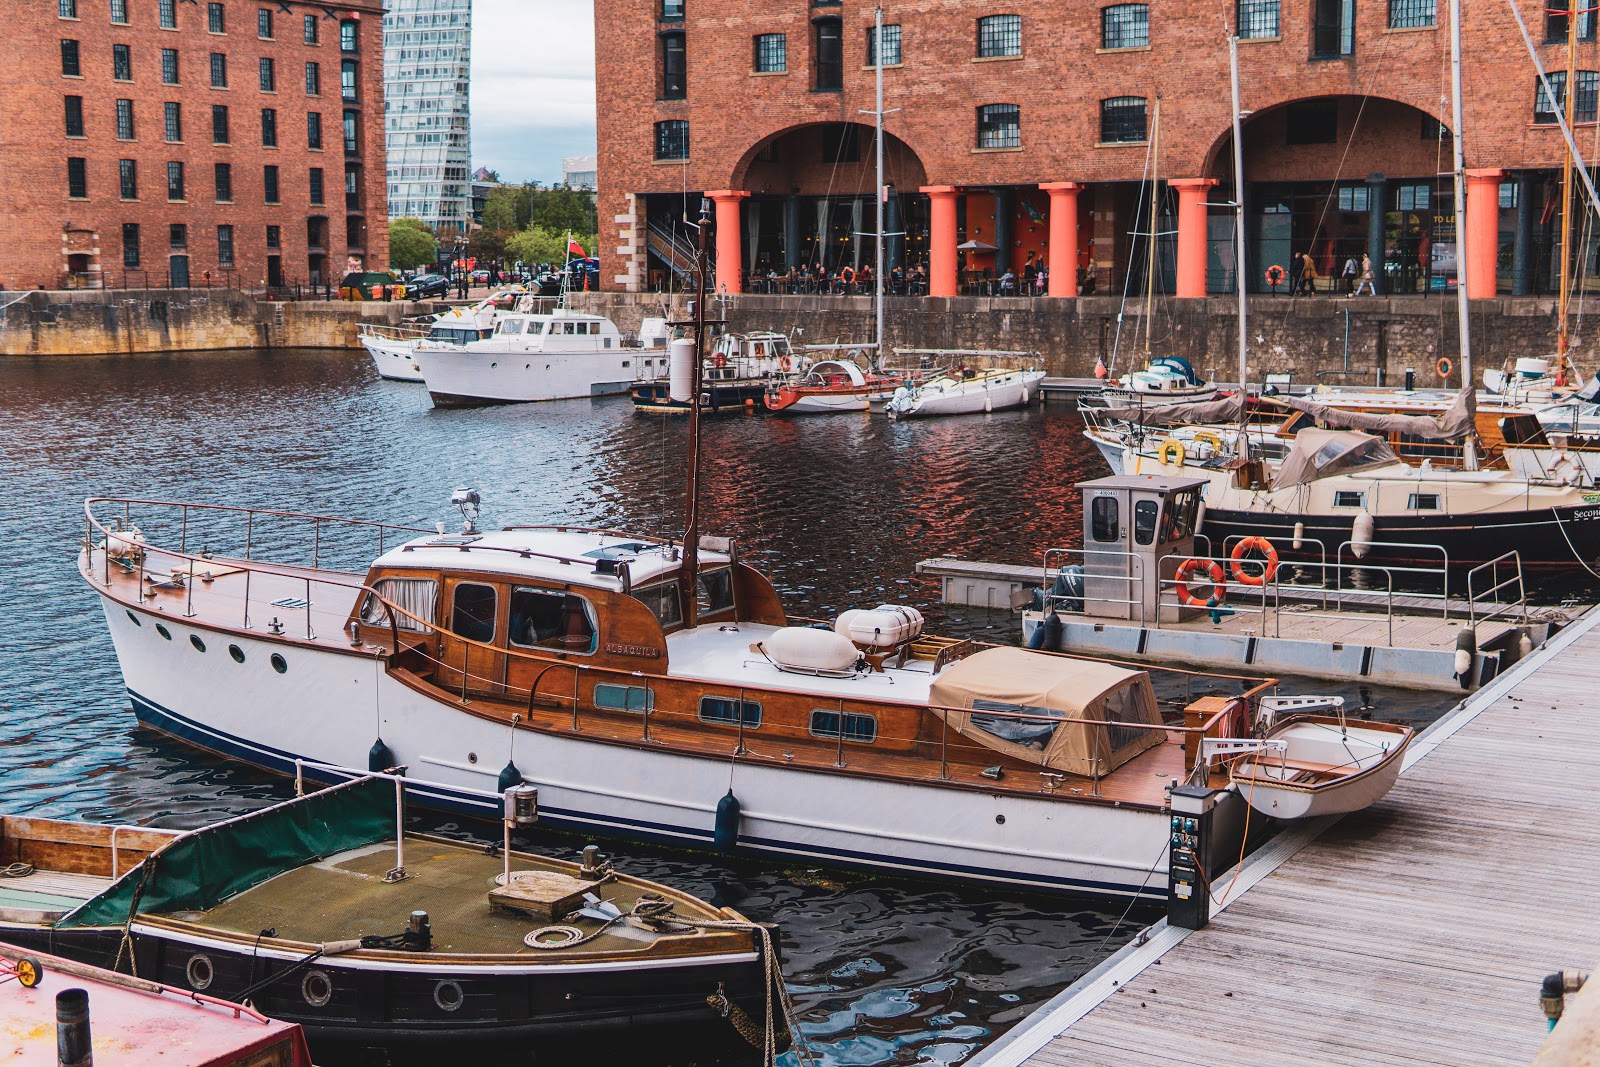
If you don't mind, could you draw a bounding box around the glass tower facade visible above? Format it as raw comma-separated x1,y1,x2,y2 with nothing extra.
383,0,471,232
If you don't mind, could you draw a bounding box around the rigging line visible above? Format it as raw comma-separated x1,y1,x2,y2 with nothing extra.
1507,0,1600,216
1110,128,1160,371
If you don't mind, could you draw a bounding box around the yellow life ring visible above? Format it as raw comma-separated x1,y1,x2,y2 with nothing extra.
1192,431,1224,452
1436,356,1453,379
1158,438,1186,466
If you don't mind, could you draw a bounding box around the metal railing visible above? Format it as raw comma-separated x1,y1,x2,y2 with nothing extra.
1466,551,1527,627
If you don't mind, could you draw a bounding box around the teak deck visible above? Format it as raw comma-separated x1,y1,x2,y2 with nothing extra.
996,609,1600,1067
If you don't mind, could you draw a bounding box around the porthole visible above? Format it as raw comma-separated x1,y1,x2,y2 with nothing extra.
125,610,142,627
185,953,214,990
228,644,245,663
190,635,206,653
995,814,1006,825
156,624,172,641
270,653,288,674
301,969,333,1007
433,979,464,1012
490,361,498,367
467,752,478,764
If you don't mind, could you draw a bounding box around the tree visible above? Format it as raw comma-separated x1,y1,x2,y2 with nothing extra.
504,225,567,268
530,186,597,236
389,218,437,270
481,187,520,234
465,226,507,264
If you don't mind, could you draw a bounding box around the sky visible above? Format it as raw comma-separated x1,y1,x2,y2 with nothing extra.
470,0,598,185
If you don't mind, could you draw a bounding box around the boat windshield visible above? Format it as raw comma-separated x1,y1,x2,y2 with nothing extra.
496,319,525,336
359,578,437,632
630,581,683,628
697,568,734,614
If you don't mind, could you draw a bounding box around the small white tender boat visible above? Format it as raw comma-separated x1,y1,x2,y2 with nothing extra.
884,366,1044,418
1222,714,1413,820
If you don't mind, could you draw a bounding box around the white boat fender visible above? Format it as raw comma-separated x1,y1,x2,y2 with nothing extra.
835,605,924,649
1292,521,1305,550
369,738,395,773
1194,499,1206,534
668,337,695,403
1352,511,1375,559
714,790,741,854
1454,628,1477,687
760,626,861,673
1519,630,1535,657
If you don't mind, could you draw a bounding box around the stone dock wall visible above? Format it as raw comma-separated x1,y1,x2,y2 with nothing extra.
0,289,426,356
572,291,1586,385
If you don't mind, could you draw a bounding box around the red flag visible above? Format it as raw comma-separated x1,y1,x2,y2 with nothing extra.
567,239,585,257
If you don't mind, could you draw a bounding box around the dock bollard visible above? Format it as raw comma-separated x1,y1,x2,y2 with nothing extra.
56,988,92,1067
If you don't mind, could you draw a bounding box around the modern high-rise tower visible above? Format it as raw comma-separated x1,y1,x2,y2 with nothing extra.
382,0,471,233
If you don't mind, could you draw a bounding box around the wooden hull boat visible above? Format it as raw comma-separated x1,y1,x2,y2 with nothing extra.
884,367,1044,418
1224,714,1412,820
0,779,781,1064
764,359,903,414
77,497,1285,901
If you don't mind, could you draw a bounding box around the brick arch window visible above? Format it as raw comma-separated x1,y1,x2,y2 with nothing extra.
1101,4,1148,48
977,14,1021,57
1100,96,1147,143
1535,70,1599,124
976,103,1021,148
655,119,689,160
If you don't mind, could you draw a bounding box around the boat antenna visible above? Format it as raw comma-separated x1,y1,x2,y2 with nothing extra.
1447,0,1479,469
1229,30,1249,446
677,197,716,629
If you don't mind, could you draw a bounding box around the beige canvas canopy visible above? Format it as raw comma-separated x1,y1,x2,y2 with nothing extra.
928,647,1165,777
1272,428,1401,490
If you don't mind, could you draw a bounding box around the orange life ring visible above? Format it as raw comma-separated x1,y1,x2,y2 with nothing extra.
1265,264,1286,287
780,355,792,372
1229,536,1280,586
1436,356,1453,379
1174,558,1228,608
712,352,727,368
840,267,855,284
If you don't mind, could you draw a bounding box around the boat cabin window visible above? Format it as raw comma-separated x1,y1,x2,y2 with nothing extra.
1407,493,1441,511
1333,491,1365,508
450,582,497,643
809,709,877,743
595,683,652,713
1161,490,1200,541
509,586,597,654
496,320,524,336
1132,499,1159,546
1089,495,1119,543
697,568,735,614
359,577,437,632
970,699,1061,751
700,696,761,727
631,581,683,629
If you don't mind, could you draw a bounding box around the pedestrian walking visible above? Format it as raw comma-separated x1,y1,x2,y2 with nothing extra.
1298,251,1319,294
1341,254,1359,293
1353,253,1377,296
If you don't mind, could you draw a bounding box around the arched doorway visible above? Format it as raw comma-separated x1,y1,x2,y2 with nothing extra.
1202,95,1464,294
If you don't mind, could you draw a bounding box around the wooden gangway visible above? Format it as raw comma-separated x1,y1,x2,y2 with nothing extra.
976,606,1600,1067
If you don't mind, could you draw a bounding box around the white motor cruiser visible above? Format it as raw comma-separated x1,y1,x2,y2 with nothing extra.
884,365,1044,418
358,288,530,382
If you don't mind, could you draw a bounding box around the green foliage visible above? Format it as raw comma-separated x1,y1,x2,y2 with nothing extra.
505,226,568,267
530,185,597,235
466,226,506,263
388,218,437,271
481,187,520,234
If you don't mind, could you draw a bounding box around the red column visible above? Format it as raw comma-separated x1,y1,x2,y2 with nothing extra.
1464,168,1504,299
1169,178,1217,299
706,189,749,295
922,185,959,297
1039,182,1083,298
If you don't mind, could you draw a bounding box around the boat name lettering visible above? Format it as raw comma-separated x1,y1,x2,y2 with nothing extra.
605,642,661,658
1574,507,1600,522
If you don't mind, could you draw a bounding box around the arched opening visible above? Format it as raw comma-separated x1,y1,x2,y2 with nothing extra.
1200,95,1480,294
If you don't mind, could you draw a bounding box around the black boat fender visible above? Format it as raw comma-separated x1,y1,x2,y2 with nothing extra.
368,738,394,773
714,790,741,854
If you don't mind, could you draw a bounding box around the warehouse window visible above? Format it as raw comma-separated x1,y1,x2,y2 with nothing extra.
67,157,87,198
660,32,686,99
814,17,842,88
1388,0,1434,28
654,119,689,160
977,14,1022,56
1312,0,1354,55
867,23,902,65
1101,4,1148,48
1237,0,1279,37
754,32,786,72
976,103,1021,148
122,223,141,267
1100,96,1147,142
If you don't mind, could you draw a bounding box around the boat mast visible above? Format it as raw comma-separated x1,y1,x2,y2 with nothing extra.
1230,33,1249,442
874,4,886,371
680,199,713,629
1559,3,1578,363
1144,97,1161,358
1448,0,1479,469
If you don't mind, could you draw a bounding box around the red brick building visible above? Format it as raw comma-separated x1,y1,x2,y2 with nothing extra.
1,0,387,291
595,0,1595,298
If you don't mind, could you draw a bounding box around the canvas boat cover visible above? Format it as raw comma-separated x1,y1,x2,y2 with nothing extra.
928,647,1165,777
1278,384,1477,439
1101,393,1247,427
57,776,394,928
1272,428,1402,490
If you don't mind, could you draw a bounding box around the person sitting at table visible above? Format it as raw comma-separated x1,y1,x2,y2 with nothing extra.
999,270,1017,295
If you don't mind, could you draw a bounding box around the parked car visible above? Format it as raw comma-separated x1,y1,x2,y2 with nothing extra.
469,269,491,284
407,273,451,299
339,271,405,300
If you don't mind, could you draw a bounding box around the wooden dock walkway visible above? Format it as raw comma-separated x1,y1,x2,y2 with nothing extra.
976,607,1600,1067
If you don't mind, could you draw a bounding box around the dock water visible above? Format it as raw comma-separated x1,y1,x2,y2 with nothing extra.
976,606,1600,1067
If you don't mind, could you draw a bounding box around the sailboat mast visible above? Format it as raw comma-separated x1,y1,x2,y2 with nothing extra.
1145,97,1161,357
1230,34,1248,436
1448,0,1479,468
1559,5,1577,359
874,3,886,371
681,199,713,629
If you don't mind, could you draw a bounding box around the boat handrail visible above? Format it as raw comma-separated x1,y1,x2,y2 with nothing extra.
1040,546,1147,629
1466,551,1527,627
357,321,434,341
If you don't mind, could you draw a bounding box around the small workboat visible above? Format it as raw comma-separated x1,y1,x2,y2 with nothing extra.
764,358,903,414
631,330,798,415
0,777,787,1064
1220,712,1413,820
884,365,1044,418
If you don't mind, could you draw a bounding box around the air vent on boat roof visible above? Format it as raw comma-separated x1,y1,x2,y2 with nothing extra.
425,534,483,547
583,543,654,560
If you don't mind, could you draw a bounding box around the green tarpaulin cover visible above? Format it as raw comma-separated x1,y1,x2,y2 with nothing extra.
57,776,396,929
